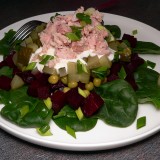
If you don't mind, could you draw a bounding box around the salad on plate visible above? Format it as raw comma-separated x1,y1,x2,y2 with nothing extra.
0,7,160,138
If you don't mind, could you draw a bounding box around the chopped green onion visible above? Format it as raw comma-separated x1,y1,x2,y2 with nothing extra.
146,60,156,69
43,97,52,109
118,67,127,79
25,62,36,70
65,32,80,41
39,55,54,65
75,107,84,120
78,87,87,98
137,116,146,129
20,105,29,118
91,66,108,79
76,13,91,24
77,60,88,73
132,29,138,35
66,125,76,138
37,125,52,136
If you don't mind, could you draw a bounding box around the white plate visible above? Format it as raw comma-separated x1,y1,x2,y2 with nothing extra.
0,12,160,151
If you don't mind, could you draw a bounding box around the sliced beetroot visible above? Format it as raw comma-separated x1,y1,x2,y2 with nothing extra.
18,71,35,84
50,90,66,114
37,86,50,99
4,52,16,68
122,34,137,48
82,92,104,117
0,75,12,90
27,80,40,97
66,87,84,110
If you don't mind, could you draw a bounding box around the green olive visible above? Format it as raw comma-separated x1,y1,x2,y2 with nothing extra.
85,82,94,91
68,81,78,88
93,78,102,87
48,75,59,84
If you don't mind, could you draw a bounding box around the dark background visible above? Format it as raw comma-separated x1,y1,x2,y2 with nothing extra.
0,0,160,160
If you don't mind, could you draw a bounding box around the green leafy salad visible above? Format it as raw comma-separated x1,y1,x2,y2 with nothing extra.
0,7,160,138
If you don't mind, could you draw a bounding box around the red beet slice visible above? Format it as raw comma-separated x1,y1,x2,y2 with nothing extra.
0,75,12,90
27,80,40,97
50,90,66,114
66,87,84,110
122,34,137,48
82,92,104,117
37,86,50,99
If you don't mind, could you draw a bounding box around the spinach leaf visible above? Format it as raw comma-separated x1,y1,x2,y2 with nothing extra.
133,41,160,54
53,105,97,131
94,79,138,127
0,89,10,105
0,86,53,127
134,66,160,108
0,66,13,78
104,25,121,38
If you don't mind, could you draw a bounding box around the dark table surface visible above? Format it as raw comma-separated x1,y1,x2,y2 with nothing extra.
0,0,160,159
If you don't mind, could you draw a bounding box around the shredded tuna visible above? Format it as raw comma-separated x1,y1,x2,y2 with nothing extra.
33,7,110,67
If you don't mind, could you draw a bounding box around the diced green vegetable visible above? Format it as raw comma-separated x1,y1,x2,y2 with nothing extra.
44,97,52,109
137,116,146,129
132,29,138,35
20,105,29,118
37,125,52,136
25,62,37,70
75,107,84,120
66,125,76,138
39,55,54,65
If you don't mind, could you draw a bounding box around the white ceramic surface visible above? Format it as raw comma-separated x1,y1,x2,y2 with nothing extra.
0,12,160,151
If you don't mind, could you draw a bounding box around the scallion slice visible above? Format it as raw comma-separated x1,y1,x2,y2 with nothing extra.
137,116,146,129
39,55,54,65
66,125,76,138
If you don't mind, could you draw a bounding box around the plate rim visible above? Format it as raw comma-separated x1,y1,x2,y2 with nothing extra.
0,11,160,151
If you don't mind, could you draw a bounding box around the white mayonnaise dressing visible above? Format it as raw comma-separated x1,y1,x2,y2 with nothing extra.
30,47,115,73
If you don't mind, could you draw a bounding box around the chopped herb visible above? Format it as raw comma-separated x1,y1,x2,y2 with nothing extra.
37,125,52,136
20,105,29,118
66,125,76,138
132,29,138,35
66,32,80,41
137,116,146,129
118,66,127,79
77,60,88,73
25,62,37,70
76,13,91,24
43,97,52,109
39,55,54,65
75,107,84,120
